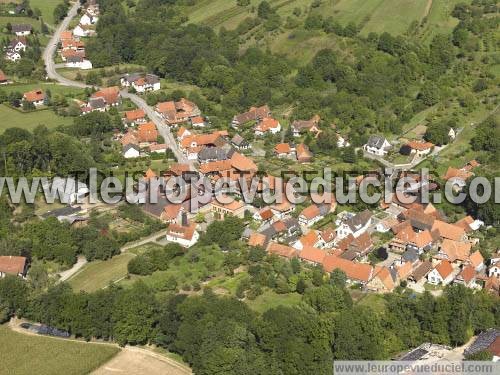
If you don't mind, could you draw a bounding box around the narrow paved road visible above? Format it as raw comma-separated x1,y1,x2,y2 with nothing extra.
42,2,195,170
58,256,87,282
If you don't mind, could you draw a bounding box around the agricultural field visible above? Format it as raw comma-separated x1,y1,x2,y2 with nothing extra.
0,104,73,133
68,252,137,292
0,325,120,375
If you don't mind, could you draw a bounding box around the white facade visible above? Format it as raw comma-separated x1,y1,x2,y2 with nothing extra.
427,268,453,285
364,138,391,156
5,52,21,62
488,265,500,278
15,30,30,36
132,81,161,93
123,147,140,159
80,13,94,25
66,59,93,70
73,25,90,37
166,230,199,248
12,41,26,52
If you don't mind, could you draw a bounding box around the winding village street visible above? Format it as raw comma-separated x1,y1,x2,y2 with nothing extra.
42,1,195,169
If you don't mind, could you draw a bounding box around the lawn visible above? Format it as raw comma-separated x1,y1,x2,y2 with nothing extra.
419,0,465,44
0,16,41,32
2,82,85,97
246,290,303,314
360,0,429,36
0,104,73,133
30,0,63,25
0,325,120,375
68,252,136,292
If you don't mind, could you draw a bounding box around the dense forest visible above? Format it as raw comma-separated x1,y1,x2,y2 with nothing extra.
0,269,499,374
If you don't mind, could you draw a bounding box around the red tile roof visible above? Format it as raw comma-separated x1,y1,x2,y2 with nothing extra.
137,122,158,143
439,239,471,262
296,143,313,162
255,117,279,133
23,89,45,103
458,265,476,283
274,143,292,154
248,232,267,247
167,222,197,241
435,260,453,279
299,246,326,264
300,205,321,220
91,86,120,105
406,140,434,151
0,256,26,275
322,255,372,283
443,166,472,181
125,108,145,122
267,242,297,258
432,220,466,241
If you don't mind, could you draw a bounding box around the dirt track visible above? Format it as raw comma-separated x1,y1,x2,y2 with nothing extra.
92,347,192,375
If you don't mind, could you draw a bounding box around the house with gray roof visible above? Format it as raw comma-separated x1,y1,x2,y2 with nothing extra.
363,135,391,156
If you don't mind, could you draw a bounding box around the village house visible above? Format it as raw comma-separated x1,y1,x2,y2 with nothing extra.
427,260,454,285
270,200,294,220
149,143,167,154
176,126,192,140
123,144,140,159
86,86,121,112
190,116,206,127
23,89,45,107
431,220,467,242
124,108,147,126
454,265,480,289
12,24,32,36
232,105,270,128
0,256,28,278
121,73,161,92
231,134,250,150
65,55,93,70
291,115,321,137
166,216,199,248
254,117,281,136
336,210,372,239
363,135,391,156
155,98,200,125
434,239,472,265
336,133,350,148
80,11,97,25
61,49,85,62
299,246,327,265
160,204,183,223
367,266,396,293
443,166,473,190
137,122,159,145
5,37,27,62
390,222,434,254
298,204,330,227
319,227,337,248
341,232,373,261
293,230,323,250
274,143,295,158
73,24,94,38
266,242,298,259
400,140,434,158
322,255,374,285
210,197,245,220
296,143,313,163
180,130,228,161
248,232,268,248
253,207,274,224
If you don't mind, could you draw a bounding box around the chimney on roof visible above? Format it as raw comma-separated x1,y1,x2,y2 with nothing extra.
181,212,188,227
